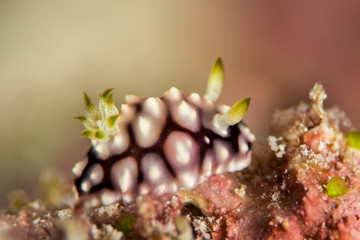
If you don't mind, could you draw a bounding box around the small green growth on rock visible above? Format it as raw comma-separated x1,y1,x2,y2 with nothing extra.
39,168,73,208
7,189,29,212
115,214,137,236
347,131,360,151
326,176,348,197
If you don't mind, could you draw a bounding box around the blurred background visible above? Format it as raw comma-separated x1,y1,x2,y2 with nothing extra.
1,1,360,207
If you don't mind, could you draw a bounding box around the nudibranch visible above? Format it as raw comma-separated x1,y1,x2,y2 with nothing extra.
73,58,255,207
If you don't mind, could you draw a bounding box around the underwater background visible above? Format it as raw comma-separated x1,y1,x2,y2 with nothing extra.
1,1,360,207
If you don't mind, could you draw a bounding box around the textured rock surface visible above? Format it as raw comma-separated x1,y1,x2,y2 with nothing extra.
1,83,360,239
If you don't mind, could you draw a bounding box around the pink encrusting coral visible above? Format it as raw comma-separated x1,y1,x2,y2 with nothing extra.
260,83,360,239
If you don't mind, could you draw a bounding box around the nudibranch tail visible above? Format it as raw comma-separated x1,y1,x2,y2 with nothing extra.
204,57,224,102
75,88,120,142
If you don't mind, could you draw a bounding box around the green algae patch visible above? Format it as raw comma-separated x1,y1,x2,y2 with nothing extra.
347,131,360,151
115,214,137,236
326,177,348,197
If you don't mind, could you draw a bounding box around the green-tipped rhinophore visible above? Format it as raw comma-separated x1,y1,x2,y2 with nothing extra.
75,89,120,141
214,97,251,128
222,97,251,126
204,58,224,102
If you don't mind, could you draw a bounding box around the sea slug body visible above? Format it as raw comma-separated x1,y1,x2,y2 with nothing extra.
73,58,255,207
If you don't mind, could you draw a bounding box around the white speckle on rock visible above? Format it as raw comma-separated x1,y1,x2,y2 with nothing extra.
57,208,73,220
309,83,327,119
234,184,247,197
268,135,286,158
32,218,41,224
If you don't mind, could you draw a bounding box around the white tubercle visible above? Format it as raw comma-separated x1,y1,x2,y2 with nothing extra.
230,154,251,172
164,87,182,101
111,130,129,154
214,140,231,163
93,140,111,159
89,163,104,185
187,93,201,105
141,153,172,183
199,150,215,182
100,191,121,206
120,104,136,122
178,170,198,189
239,124,255,142
153,181,178,195
164,131,199,169
238,135,249,153
172,100,200,132
215,164,227,175
125,95,142,104
218,104,230,114
81,180,91,193
139,184,151,195
143,97,166,119
111,157,138,194
72,158,88,177
132,114,160,148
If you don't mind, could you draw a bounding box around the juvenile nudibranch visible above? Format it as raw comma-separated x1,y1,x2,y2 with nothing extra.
73,58,255,207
